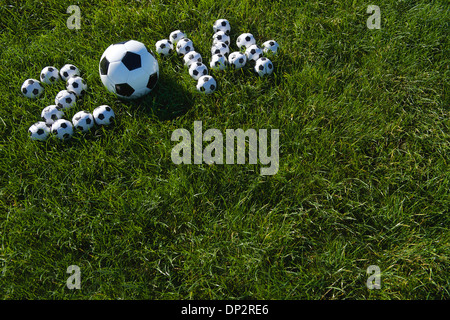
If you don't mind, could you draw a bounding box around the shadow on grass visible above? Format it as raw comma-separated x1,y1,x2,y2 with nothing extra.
120,67,194,122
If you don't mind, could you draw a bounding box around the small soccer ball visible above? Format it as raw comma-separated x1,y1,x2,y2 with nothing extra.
228,51,247,69
236,33,256,50
21,79,43,99
60,64,80,81
51,119,73,141
176,38,194,56
55,90,76,110
41,105,64,125
212,31,230,46
40,66,60,84
99,40,159,99
29,121,50,141
213,19,230,34
72,110,94,132
211,42,229,56
209,54,228,71
262,40,280,54
254,57,274,76
169,30,187,44
196,75,217,94
93,105,115,126
245,44,263,62
189,62,208,80
155,39,174,57
183,51,202,67
66,76,87,97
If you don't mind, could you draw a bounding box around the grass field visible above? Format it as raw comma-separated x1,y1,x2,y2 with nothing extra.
0,0,448,300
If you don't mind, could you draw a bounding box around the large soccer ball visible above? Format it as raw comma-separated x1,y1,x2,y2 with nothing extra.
99,40,159,99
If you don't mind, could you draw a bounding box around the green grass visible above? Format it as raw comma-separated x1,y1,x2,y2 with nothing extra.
0,0,449,299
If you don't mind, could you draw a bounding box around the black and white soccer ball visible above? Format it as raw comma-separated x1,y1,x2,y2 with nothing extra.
196,75,217,94
212,31,230,46
176,38,194,56
55,90,76,110
21,79,43,99
169,30,186,44
40,66,60,84
29,121,50,141
209,54,228,71
236,33,256,50
72,110,94,132
60,64,80,81
262,40,280,54
189,62,208,80
41,105,64,125
66,76,87,97
183,51,202,67
213,19,231,34
228,52,247,69
254,57,274,76
211,42,229,56
93,105,115,126
155,39,174,57
99,40,159,99
245,44,263,62
51,119,73,140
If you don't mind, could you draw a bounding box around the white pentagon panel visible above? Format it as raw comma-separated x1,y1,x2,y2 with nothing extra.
107,61,130,85
100,74,115,93
133,87,151,99
124,40,147,53
140,51,159,75
127,67,150,91
104,43,128,62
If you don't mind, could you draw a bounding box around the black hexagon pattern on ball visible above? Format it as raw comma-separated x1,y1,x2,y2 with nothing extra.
147,73,158,90
115,83,135,97
100,57,110,75
122,52,141,71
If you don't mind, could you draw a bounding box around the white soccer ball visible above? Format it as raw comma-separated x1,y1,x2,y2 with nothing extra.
99,40,159,99
66,76,87,97
212,31,230,46
189,62,208,80
169,30,186,44
60,64,80,81
51,119,73,141
245,44,263,62
228,51,247,69
196,75,217,94
72,110,94,132
213,19,230,34
155,39,174,57
93,105,115,126
236,33,256,50
41,105,64,125
209,54,228,71
28,121,50,141
55,90,76,110
183,51,202,67
211,42,229,56
262,40,280,54
21,79,43,99
254,57,274,76
40,66,60,84
176,38,194,56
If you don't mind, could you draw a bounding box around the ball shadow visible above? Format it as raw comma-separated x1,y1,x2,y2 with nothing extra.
121,69,194,122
